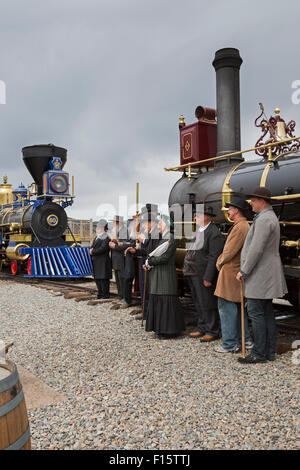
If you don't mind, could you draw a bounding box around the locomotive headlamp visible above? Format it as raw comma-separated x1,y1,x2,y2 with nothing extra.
50,174,68,194
43,168,70,197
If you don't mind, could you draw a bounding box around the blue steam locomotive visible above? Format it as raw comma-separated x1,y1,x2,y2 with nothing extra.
0,144,92,278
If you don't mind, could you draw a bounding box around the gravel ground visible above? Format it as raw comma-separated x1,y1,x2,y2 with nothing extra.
0,280,299,450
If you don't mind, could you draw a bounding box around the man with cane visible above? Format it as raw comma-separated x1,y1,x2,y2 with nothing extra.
236,187,287,364
125,204,160,321
214,195,253,354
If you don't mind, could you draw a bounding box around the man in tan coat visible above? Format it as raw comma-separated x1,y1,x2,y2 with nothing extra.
214,195,253,353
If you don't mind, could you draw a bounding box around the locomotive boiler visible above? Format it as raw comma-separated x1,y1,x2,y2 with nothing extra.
166,48,300,309
0,144,92,277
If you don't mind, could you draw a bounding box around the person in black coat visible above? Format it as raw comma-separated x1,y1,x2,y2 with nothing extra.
118,219,137,308
185,206,224,342
125,204,160,320
90,219,112,299
109,215,127,299
145,215,184,339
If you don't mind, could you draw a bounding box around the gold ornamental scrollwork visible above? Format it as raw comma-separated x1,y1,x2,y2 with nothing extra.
221,161,246,222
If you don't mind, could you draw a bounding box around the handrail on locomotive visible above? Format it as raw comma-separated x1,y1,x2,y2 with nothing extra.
165,134,300,181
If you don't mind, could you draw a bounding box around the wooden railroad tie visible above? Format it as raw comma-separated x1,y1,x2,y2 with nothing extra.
64,291,91,299
75,295,96,302
87,299,120,306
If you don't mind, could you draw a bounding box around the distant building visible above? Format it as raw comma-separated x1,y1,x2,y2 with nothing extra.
67,217,97,246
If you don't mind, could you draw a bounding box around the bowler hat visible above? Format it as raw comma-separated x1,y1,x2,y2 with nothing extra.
246,186,272,201
225,195,250,212
195,205,216,217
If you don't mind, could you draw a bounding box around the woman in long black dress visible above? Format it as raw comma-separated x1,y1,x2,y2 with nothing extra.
145,215,184,339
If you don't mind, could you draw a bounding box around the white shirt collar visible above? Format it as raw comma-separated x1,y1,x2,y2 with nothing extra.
198,221,211,233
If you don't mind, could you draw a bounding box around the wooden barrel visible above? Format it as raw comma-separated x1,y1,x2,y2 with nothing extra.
0,360,31,450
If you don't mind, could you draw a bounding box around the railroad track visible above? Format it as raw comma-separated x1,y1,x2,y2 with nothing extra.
0,272,299,336
0,272,125,307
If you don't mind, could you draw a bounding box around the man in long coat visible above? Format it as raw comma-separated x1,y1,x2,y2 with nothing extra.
109,215,127,299
188,205,224,342
236,187,287,363
125,204,160,320
90,219,112,299
214,195,252,353
117,219,136,308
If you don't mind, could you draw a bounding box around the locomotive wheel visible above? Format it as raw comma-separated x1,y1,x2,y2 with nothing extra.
27,257,32,275
11,260,19,276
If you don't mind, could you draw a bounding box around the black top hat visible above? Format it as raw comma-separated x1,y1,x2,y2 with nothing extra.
246,186,272,201
139,203,159,222
225,195,250,212
112,215,124,223
195,205,216,217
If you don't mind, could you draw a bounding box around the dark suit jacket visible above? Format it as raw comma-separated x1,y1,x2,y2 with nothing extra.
110,225,128,271
91,233,112,279
136,227,161,261
120,238,136,279
195,223,225,284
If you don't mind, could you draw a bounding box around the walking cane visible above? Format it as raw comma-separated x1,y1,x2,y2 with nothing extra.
240,281,246,358
141,268,148,327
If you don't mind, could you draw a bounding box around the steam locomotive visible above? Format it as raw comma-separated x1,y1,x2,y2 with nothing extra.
0,144,92,277
166,48,300,310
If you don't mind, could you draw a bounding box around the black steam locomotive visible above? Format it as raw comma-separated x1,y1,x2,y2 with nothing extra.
166,48,300,310
0,144,92,277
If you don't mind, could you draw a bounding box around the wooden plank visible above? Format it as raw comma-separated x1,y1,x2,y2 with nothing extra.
0,415,9,449
87,299,119,306
64,291,89,299
75,296,95,302
6,382,23,447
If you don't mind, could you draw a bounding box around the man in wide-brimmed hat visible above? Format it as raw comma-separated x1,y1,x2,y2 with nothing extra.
187,204,224,342
214,195,253,353
236,186,287,364
90,219,112,299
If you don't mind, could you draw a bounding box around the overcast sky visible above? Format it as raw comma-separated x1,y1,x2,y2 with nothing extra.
1,0,300,220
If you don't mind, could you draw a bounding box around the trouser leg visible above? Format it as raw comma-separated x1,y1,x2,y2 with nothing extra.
218,297,239,350
188,276,205,333
115,270,123,298
237,303,252,344
246,298,268,360
123,278,133,305
95,279,103,298
198,283,219,337
265,299,276,359
100,279,110,298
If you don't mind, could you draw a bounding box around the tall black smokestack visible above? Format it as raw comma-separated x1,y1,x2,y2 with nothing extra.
212,48,243,165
